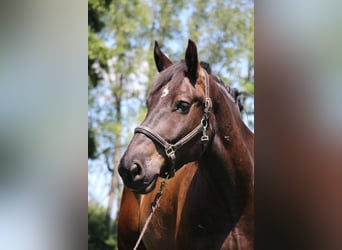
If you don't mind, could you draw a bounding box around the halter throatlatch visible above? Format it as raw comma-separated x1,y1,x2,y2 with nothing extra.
134,70,212,178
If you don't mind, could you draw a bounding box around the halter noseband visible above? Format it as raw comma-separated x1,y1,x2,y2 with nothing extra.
134,70,212,178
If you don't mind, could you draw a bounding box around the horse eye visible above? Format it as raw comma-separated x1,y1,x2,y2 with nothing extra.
175,101,191,114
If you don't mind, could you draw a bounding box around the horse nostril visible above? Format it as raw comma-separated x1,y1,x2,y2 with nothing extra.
130,162,144,182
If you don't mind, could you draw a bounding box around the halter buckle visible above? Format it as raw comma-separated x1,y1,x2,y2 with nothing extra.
165,146,175,159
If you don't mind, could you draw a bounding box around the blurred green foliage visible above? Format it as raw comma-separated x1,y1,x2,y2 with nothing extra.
88,0,113,88
88,128,98,160
88,200,117,250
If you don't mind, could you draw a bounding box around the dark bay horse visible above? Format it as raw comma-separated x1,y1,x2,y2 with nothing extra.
118,40,254,249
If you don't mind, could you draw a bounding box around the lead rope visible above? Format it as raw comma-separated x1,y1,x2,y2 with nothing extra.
133,176,170,250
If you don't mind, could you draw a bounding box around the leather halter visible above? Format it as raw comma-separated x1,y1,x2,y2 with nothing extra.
134,70,212,178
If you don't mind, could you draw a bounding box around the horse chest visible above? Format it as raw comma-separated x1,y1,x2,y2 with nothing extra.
141,176,244,250
176,191,236,249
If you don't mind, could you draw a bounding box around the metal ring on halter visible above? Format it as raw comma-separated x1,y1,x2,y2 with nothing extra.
201,117,208,129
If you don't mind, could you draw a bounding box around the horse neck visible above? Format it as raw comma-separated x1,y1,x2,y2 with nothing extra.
198,81,254,222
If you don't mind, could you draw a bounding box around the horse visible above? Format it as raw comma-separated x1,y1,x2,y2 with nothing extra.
117,40,254,250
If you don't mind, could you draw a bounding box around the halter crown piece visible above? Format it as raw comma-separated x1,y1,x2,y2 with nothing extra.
134,70,212,178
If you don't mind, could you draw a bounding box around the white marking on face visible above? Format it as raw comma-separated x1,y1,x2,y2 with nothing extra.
161,85,169,98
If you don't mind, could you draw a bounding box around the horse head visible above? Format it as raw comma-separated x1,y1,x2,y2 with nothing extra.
118,40,215,194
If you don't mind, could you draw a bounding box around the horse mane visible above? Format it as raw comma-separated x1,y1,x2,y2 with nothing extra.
200,61,244,112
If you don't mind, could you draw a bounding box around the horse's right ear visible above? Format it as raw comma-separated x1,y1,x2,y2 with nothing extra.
154,41,173,72
185,39,199,84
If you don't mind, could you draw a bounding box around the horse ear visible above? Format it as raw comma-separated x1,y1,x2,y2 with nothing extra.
185,39,199,84
154,41,173,72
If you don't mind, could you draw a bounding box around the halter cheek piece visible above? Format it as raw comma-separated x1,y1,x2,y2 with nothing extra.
134,70,212,178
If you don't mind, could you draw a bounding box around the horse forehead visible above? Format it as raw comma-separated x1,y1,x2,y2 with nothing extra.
159,78,194,98
176,77,196,94
180,77,192,88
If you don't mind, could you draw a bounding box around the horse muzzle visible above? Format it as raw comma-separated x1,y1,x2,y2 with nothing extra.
118,143,165,194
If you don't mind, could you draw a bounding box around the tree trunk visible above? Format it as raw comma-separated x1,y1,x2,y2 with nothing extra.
105,72,123,227
105,136,121,227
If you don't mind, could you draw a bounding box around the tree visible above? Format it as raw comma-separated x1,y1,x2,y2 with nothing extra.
88,0,151,226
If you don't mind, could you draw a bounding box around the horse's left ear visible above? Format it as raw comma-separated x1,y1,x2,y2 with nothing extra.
185,39,199,84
